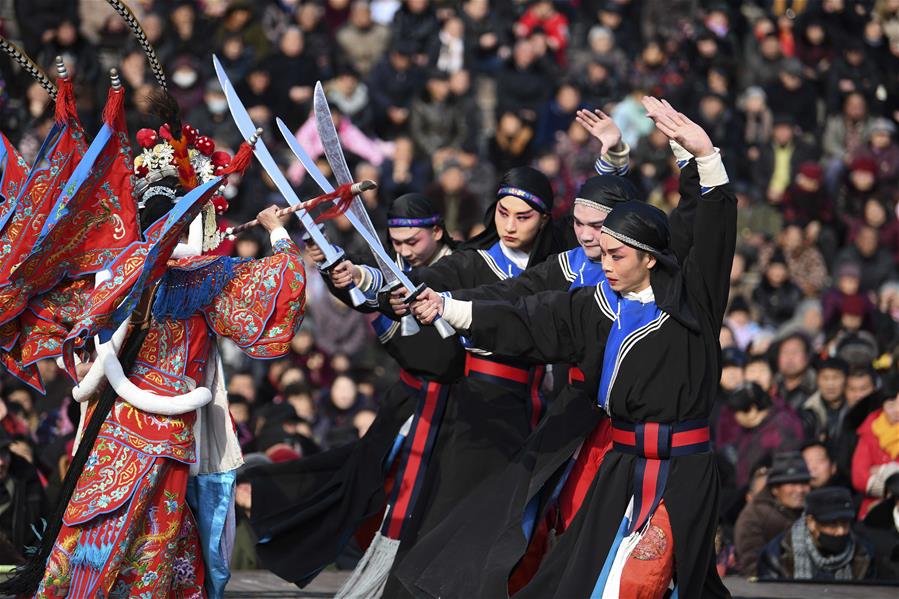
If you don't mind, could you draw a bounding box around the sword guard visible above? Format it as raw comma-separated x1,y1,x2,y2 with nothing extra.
402,283,427,304
319,246,347,271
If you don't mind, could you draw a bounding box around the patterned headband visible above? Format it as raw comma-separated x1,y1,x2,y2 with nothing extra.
602,227,659,254
497,186,548,213
574,198,612,214
387,215,442,228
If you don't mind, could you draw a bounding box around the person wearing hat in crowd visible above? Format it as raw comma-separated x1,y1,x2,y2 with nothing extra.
780,161,837,234
801,357,850,443
717,382,804,491
734,451,813,576
765,57,819,135
403,97,734,599
758,486,875,581
367,39,427,138
858,472,899,579
852,373,899,519
852,116,899,188
823,261,875,336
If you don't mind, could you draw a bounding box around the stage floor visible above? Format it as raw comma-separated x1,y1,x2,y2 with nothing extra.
225,570,899,598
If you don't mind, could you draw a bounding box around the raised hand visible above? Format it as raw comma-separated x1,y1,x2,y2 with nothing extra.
410,287,444,325
575,109,622,155
641,96,714,157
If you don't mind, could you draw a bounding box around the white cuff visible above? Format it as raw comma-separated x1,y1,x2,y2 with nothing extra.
442,298,472,329
270,227,290,244
669,140,693,162
696,148,729,188
603,142,630,167
357,265,373,292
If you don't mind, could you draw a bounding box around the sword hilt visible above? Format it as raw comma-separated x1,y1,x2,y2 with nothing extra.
401,283,456,338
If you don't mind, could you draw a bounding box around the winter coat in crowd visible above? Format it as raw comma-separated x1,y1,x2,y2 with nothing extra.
758,518,874,581
857,498,899,580
735,487,806,576
336,20,391,76
852,408,899,519
717,408,805,489
752,277,804,328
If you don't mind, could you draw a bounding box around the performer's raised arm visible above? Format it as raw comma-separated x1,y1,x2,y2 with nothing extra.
645,99,736,323
576,108,631,176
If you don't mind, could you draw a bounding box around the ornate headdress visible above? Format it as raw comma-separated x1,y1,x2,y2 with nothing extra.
132,113,243,251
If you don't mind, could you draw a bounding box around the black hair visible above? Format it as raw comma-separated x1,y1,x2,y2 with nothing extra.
800,439,833,461
138,176,180,234
283,382,312,399
778,332,811,357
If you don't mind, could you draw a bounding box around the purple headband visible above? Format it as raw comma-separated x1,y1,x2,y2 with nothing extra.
497,186,548,213
387,215,442,228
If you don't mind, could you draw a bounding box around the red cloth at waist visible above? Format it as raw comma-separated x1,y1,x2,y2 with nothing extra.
611,420,710,460
568,366,585,385
464,354,531,384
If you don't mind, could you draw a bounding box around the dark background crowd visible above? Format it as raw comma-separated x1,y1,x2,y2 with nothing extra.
0,0,898,585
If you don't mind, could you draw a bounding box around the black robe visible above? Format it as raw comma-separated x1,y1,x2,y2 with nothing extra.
397,181,735,599
250,248,465,587
372,244,558,597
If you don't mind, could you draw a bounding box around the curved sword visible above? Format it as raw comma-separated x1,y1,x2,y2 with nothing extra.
310,83,455,338
278,103,455,338
212,55,366,306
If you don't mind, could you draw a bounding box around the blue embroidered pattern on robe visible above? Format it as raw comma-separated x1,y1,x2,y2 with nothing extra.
596,282,667,411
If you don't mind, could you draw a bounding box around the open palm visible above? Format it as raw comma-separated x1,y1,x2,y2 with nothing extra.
575,109,622,154
641,97,714,157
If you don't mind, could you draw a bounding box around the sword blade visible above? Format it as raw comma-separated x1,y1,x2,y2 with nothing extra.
312,83,384,242
276,118,416,291
212,55,339,263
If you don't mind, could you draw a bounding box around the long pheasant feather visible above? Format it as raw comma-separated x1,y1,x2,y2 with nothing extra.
104,0,167,90
0,36,56,99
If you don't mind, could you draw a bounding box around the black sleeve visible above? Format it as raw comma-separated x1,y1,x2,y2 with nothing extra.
682,184,738,325
466,286,599,364
668,159,700,264
451,257,564,302
406,250,475,291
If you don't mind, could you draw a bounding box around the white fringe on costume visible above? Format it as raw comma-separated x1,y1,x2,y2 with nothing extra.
334,527,401,599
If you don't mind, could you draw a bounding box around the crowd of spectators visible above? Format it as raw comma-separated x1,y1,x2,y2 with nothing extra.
0,0,898,584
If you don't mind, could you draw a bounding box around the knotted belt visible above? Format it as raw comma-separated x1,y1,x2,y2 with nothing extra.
611,419,710,534
464,354,546,429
